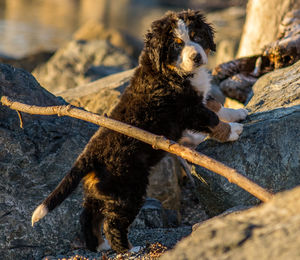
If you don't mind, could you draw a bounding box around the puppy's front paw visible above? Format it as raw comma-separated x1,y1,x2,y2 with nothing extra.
228,122,243,141
218,107,248,122
235,108,248,121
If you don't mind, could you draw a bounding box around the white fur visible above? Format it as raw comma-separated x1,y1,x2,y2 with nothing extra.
217,107,248,122
181,130,208,148
179,44,207,71
228,123,243,141
175,19,208,72
31,203,48,226
175,19,190,42
189,67,211,99
97,239,111,251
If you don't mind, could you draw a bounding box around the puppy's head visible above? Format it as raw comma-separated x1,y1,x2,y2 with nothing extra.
142,10,216,76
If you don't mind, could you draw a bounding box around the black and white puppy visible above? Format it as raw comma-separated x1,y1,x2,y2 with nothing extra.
31,10,247,253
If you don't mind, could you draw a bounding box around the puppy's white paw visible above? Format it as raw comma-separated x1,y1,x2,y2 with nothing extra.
97,239,111,251
218,108,248,122
235,108,248,121
228,123,243,141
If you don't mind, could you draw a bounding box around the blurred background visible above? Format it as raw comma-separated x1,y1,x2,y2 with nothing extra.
0,0,247,68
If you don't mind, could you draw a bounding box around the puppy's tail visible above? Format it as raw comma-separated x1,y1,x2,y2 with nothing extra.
31,152,92,226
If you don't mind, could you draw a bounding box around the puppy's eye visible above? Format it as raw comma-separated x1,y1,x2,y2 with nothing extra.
173,38,184,50
174,38,183,45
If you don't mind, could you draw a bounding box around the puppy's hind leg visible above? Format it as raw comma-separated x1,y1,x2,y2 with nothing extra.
103,198,142,253
80,199,109,252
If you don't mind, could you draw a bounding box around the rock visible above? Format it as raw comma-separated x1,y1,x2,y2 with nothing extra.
212,55,265,82
215,39,237,65
237,0,300,57
210,83,226,105
212,55,275,103
206,7,246,69
213,10,300,103
0,50,54,72
131,198,179,229
146,155,182,216
180,180,210,226
0,64,98,259
246,60,300,112
219,73,257,103
161,186,300,260
59,69,134,115
33,39,136,94
131,198,166,229
263,9,300,69
190,0,247,11
73,20,143,60
195,61,300,209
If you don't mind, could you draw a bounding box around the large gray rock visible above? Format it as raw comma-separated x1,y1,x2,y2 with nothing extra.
146,155,182,216
161,186,300,260
0,50,54,72
73,21,143,60
32,40,136,95
131,198,179,229
196,61,300,208
206,7,246,69
246,60,300,112
237,0,299,57
59,69,134,115
0,64,97,259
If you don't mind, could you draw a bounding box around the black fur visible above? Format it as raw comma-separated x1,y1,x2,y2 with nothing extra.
35,10,219,253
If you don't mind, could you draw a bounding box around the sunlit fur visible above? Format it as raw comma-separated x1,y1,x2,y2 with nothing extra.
31,10,243,254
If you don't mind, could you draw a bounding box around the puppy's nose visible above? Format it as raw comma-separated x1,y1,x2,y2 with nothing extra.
193,53,202,65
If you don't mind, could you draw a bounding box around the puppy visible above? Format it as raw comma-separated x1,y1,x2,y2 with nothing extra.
31,10,247,253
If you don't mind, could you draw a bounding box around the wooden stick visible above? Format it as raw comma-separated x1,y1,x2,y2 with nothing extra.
1,96,274,202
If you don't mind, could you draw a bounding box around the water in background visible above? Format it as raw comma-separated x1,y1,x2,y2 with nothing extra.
0,0,246,58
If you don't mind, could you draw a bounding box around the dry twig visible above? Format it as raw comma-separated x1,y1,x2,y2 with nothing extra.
1,96,274,202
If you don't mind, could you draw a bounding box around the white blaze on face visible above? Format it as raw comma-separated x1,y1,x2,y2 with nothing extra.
189,67,211,98
174,19,208,72
175,19,190,43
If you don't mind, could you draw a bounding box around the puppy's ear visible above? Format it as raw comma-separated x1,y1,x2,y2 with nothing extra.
144,29,164,72
192,10,216,52
144,17,173,72
206,24,216,52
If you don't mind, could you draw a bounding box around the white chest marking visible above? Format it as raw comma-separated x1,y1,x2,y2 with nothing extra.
189,67,211,99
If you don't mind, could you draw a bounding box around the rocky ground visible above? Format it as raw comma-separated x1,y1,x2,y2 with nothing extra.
0,5,300,260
